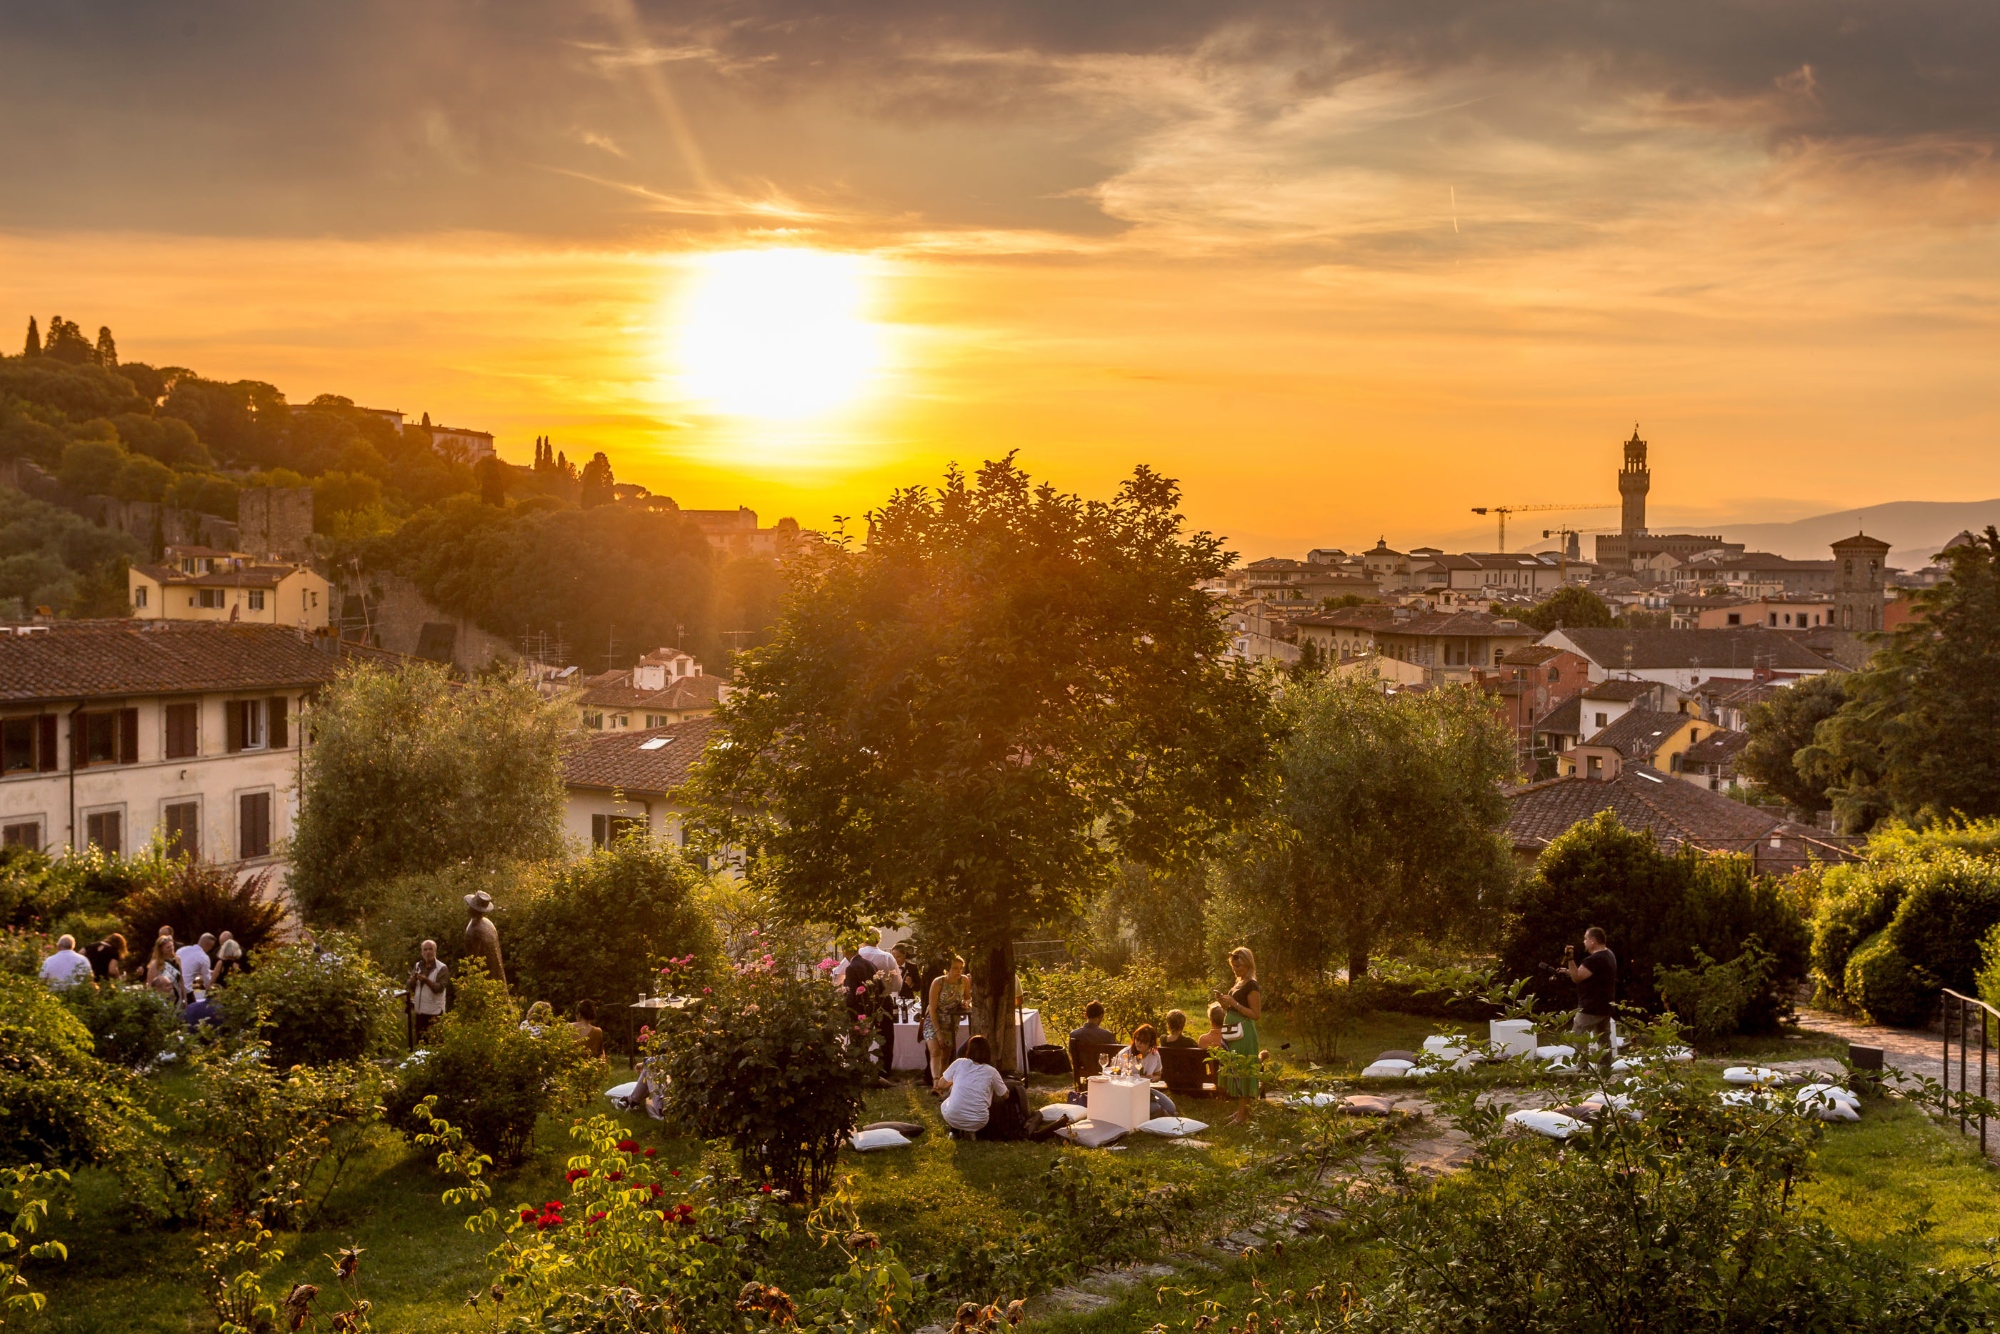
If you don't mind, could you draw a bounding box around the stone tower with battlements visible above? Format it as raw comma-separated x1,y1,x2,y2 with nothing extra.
1618,424,1650,536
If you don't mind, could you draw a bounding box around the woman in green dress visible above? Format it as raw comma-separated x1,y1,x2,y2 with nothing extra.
1212,946,1263,1120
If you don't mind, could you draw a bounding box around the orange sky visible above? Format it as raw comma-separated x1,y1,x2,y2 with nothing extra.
4,4,1997,559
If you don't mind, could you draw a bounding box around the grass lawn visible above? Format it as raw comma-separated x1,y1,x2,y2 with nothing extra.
32,1013,2000,1333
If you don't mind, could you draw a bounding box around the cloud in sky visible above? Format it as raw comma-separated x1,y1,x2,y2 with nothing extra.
2,3,1998,551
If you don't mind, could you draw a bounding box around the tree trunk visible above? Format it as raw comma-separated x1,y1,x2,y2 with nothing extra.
968,938,1020,1075
1347,939,1370,983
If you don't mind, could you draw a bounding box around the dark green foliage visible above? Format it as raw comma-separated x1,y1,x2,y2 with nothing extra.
1844,929,1933,1026
117,860,287,960
1738,672,1849,815
652,952,874,1202
0,358,146,421
384,966,599,1165
59,982,177,1068
0,483,140,617
578,451,614,507
508,840,719,1017
41,317,94,365
21,317,38,357
0,845,148,933
686,458,1270,1059
1805,528,2000,830
1654,941,1776,1042
1500,811,1807,1025
111,412,209,468
0,972,141,1168
1883,851,2000,998
159,376,291,468
1354,1073,2000,1331
218,933,400,1067
289,663,570,924
1517,584,1614,633
1234,672,1515,980
371,494,720,667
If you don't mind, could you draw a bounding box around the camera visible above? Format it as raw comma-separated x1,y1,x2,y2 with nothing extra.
1563,945,1576,962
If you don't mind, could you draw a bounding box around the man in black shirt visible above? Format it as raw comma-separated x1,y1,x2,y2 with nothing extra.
1562,926,1618,1064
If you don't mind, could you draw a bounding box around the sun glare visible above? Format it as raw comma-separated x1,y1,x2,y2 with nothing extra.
673,249,887,420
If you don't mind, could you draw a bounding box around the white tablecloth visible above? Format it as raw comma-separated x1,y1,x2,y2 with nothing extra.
889,1008,1046,1071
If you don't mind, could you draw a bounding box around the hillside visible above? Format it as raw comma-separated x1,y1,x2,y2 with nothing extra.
1715,499,2000,568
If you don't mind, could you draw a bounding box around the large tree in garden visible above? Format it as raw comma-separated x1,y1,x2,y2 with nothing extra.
1236,672,1515,980
685,457,1270,1067
290,663,573,923
1736,672,1849,815
1801,528,2000,831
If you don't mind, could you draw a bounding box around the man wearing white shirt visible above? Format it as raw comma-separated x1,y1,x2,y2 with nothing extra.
177,934,216,994
40,936,94,989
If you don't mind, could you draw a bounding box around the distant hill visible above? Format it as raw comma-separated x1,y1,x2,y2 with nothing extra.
1711,500,2000,570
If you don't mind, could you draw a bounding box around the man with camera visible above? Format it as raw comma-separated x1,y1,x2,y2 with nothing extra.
408,939,449,1044
1560,926,1617,1061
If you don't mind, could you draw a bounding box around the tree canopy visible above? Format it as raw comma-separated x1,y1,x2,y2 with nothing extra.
289,663,573,923
686,457,1271,1063
1230,671,1515,980
1517,585,1614,633
1801,529,2000,831
1736,672,1849,815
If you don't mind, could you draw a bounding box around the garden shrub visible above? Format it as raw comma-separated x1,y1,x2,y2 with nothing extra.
0,844,145,932
118,859,286,960
1882,850,2000,998
219,932,400,1067
1018,956,1170,1039
651,951,873,1203
1350,1072,2000,1331
0,972,145,1168
351,861,532,986
509,839,719,1015
1979,922,2000,1012
385,967,599,1166
1843,930,1935,1028
59,981,177,1068
0,928,55,978
1500,811,1805,1024
171,1046,383,1228
1654,941,1777,1044
1811,862,1900,1005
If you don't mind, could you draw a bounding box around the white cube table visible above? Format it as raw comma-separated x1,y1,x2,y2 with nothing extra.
1490,1018,1538,1060
1086,1075,1153,1130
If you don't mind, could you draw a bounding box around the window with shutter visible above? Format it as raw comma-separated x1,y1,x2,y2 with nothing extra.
163,801,200,859
0,718,32,774
118,708,138,764
592,814,608,848
37,715,55,772
239,792,272,859
268,697,288,748
85,809,122,856
226,701,245,753
165,703,199,759
1,821,40,850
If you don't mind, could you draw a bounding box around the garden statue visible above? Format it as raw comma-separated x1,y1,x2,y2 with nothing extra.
464,889,506,986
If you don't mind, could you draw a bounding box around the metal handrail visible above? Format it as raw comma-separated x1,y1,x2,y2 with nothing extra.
1941,988,1997,1155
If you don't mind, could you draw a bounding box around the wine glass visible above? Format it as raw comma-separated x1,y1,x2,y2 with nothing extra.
1098,1053,1111,1076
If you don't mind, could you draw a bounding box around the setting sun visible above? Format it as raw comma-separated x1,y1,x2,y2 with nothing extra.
672,249,887,420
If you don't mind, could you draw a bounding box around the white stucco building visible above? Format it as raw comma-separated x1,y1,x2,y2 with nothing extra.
0,621,361,879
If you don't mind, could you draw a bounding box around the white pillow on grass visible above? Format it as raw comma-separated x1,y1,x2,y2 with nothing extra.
1055,1119,1129,1148
1138,1116,1208,1137
1360,1060,1415,1078
1721,1066,1785,1086
1038,1102,1089,1123
605,1081,639,1104
1506,1109,1584,1139
849,1127,913,1151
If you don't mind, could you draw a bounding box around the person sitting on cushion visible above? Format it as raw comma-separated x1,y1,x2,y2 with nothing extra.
1159,1009,1201,1048
936,1034,1018,1140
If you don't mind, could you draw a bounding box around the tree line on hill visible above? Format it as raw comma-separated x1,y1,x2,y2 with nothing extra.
0,319,781,660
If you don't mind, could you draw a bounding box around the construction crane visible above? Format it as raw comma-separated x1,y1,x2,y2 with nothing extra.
1470,502,1616,552
1541,525,1617,581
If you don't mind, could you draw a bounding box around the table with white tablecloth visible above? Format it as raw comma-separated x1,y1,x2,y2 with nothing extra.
889,1007,1047,1071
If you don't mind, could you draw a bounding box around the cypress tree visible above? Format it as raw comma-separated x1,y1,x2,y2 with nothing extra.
22,316,39,357
95,326,117,367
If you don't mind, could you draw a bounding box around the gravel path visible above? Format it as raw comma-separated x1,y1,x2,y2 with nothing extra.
1797,1007,1999,1159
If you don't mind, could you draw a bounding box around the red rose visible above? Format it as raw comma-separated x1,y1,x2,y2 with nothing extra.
520,1209,537,1222
607,1171,623,1182
544,1201,564,1210
589,1211,607,1222
644,1148,657,1158
616,1139,639,1153
565,1169,589,1183
759,1184,772,1194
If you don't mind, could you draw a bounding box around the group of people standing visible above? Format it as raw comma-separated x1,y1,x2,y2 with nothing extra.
39,926,248,1027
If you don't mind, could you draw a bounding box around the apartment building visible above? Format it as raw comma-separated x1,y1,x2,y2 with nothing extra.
0,621,356,877
129,546,332,631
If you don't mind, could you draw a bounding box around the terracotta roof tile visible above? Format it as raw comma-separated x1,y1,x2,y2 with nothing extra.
563,717,720,795
579,675,726,711
1505,766,1783,852
1553,628,1840,672
0,621,358,704
1576,708,1689,759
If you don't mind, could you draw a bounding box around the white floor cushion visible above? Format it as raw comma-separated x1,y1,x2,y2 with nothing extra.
1360,1060,1415,1078
1339,1095,1401,1116
1138,1116,1208,1137
605,1081,638,1104
1038,1102,1089,1123
1533,1045,1576,1061
1055,1119,1129,1148
1722,1066,1785,1086
1283,1091,1340,1108
1507,1109,1585,1139
849,1127,913,1151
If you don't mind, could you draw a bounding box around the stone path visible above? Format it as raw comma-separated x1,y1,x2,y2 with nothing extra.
1797,1008,1999,1160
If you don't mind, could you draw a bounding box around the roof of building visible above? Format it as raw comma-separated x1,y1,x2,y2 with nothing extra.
1536,692,1585,737
579,673,727,712
1297,606,1532,637
132,562,305,590
0,621,361,703
1574,707,1692,759
1669,593,1750,609
1682,552,1836,572
1579,679,1660,703
1831,532,1893,553
562,717,720,795
1499,645,1570,667
1683,728,1751,767
1505,765,1786,853
1549,628,1840,672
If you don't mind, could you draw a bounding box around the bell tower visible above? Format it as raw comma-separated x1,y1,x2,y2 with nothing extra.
1618,424,1650,536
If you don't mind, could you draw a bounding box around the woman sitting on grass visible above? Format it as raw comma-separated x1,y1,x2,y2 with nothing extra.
936,1034,1021,1140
